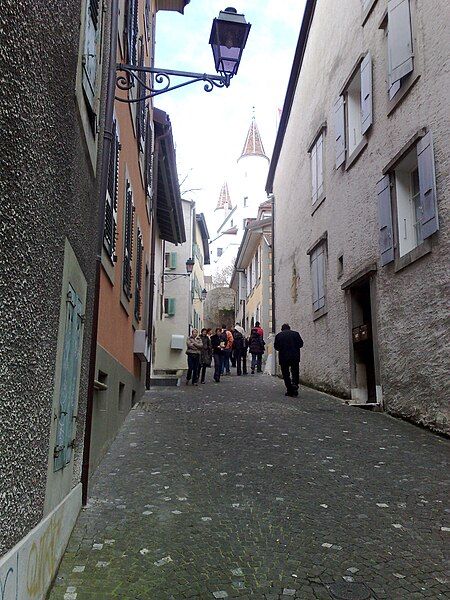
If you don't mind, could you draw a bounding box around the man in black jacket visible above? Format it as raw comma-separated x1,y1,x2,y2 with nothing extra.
274,323,304,397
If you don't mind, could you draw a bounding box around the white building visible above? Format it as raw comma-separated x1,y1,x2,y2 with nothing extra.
210,116,270,280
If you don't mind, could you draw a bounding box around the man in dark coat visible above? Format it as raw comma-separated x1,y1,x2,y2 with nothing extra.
274,323,304,397
210,328,223,383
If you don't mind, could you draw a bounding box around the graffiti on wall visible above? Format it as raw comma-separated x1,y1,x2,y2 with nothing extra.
0,512,63,600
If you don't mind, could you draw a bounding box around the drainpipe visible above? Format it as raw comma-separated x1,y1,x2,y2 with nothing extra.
81,0,119,506
269,193,276,334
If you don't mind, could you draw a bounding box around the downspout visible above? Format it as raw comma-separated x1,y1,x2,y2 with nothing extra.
269,193,276,334
81,0,119,506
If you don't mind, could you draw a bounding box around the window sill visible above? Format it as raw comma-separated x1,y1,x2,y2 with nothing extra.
345,138,368,171
313,307,328,322
387,72,421,117
394,239,432,273
362,0,379,25
311,194,326,216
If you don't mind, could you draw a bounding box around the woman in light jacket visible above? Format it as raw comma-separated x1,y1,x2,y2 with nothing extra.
186,329,203,385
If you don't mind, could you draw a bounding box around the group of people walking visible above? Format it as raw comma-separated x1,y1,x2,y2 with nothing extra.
185,320,305,399
185,322,265,385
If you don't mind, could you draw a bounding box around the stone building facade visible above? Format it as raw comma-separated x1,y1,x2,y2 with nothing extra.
0,0,108,594
267,0,449,433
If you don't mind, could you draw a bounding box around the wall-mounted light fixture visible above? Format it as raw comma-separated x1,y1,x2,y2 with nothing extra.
116,7,251,103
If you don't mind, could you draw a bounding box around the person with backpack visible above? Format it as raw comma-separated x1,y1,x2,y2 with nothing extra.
232,323,247,375
248,327,265,374
199,328,212,384
274,323,304,397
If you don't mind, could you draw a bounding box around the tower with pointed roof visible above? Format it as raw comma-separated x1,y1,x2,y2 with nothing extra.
210,110,270,278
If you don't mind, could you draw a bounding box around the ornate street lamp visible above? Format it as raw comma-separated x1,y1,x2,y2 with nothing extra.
116,7,251,102
209,8,251,81
185,258,195,274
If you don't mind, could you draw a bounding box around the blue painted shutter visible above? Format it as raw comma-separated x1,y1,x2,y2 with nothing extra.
360,53,373,134
82,0,99,109
388,0,413,91
377,175,395,266
54,286,84,471
170,252,177,269
417,132,439,239
334,96,346,168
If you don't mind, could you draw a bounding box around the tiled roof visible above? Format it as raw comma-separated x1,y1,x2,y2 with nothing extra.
239,117,268,161
215,182,233,211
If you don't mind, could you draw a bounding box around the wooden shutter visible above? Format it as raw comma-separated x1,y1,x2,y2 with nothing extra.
417,132,439,239
134,230,143,320
316,134,324,198
136,37,146,152
360,53,373,134
166,298,176,316
82,0,100,109
104,120,120,259
377,175,395,266
123,183,134,299
54,286,84,471
311,142,317,203
125,0,138,65
334,96,346,168
317,246,326,310
388,0,413,87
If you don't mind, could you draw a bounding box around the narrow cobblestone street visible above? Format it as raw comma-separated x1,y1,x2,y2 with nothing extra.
49,374,449,600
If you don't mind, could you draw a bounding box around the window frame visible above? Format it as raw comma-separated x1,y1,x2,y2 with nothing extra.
379,0,421,116
307,123,327,214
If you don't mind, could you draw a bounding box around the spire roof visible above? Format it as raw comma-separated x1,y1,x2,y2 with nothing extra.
215,182,233,211
239,114,269,161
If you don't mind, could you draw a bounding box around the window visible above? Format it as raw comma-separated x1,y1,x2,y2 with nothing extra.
337,254,344,279
82,0,101,132
382,0,415,101
165,252,177,270
134,229,143,321
217,248,223,257
123,181,134,300
243,196,248,207
310,132,324,204
377,131,439,267
334,53,372,168
310,242,326,313
136,37,146,152
104,119,120,261
164,298,176,316
124,0,138,65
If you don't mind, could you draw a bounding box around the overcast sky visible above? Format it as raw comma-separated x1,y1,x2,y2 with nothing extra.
154,1,306,231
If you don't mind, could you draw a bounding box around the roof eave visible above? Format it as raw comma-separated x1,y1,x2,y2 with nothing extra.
265,0,317,194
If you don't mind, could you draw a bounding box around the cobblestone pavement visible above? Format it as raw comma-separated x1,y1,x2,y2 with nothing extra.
49,373,450,600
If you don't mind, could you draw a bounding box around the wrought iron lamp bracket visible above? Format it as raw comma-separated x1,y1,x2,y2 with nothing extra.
163,272,192,282
116,65,231,102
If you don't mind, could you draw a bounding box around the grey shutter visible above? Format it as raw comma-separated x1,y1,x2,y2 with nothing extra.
388,0,413,86
311,249,320,311
136,37,146,152
104,120,120,258
417,132,439,239
317,247,325,309
134,230,143,320
82,0,99,108
123,183,134,298
377,175,394,265
360,53,373,134
334,96,346,168
145,111,154,197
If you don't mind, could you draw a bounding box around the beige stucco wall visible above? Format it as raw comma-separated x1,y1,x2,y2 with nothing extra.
272,0,449,432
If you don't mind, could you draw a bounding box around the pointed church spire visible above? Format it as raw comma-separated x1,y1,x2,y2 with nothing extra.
238,111,269,162
215,182,233,211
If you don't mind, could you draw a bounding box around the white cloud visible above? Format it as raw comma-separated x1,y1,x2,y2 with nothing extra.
154,0,306,224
